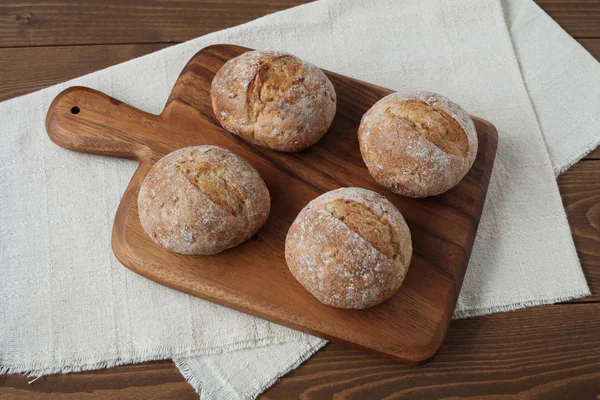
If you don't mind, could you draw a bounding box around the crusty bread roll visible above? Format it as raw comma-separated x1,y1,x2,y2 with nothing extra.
211,50,337,152
138,146,270,255
285,187,412,309
358,91,478,198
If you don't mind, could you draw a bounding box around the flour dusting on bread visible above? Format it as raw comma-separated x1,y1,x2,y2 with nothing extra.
211,50,336,152
358,91,478,198
138,146,270,255
285,188,412,309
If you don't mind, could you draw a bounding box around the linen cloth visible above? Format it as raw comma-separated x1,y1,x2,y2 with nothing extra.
1,0,598,398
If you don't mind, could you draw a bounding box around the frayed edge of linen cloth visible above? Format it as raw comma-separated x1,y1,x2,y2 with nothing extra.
554,136,600,176
175,339,326,400
0,334,309,379
453,289,591,319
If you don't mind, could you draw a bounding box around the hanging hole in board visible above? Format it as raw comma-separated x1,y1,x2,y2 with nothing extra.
71,106,80,114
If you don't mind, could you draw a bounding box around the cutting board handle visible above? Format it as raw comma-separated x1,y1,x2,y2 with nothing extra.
46,86,158,161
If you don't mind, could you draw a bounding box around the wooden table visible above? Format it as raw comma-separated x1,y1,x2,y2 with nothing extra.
0,1,598,398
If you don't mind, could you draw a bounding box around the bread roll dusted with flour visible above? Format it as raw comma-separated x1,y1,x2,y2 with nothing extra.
138,146,270,255
211,50,336,152
285,188,412,309
358,91,478,198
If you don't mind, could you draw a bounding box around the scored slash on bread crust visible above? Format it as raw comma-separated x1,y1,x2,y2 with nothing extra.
177,160,246,217
385,100,469,157
211,50,337,152
323,199,403,264
246,55,301,125
358,91,478,198
138,146,270,255
285,188,412,309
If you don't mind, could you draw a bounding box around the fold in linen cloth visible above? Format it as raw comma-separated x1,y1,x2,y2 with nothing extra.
1,0,598,398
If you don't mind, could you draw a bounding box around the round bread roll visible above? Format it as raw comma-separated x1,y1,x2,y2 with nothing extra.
358,91,478,198
138,146,270,255
285,187,412,309
211,50,336,152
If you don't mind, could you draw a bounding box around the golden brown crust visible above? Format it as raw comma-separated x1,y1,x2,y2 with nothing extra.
211,50,337,152
138,146,270,255
285,188,412,309
358,91,478,198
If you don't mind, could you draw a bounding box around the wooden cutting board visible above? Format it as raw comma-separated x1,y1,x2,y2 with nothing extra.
46,44,497,364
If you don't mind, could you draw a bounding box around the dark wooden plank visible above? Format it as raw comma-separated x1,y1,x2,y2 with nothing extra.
586,147,600,159
559,160,600,302
573,39,600,160
3,304,600,399
0,43,171,102
263,303,600,399
579,38,600,61
0,0,598,48
536,0,600,38
0,0,311,47
0,360,197,399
